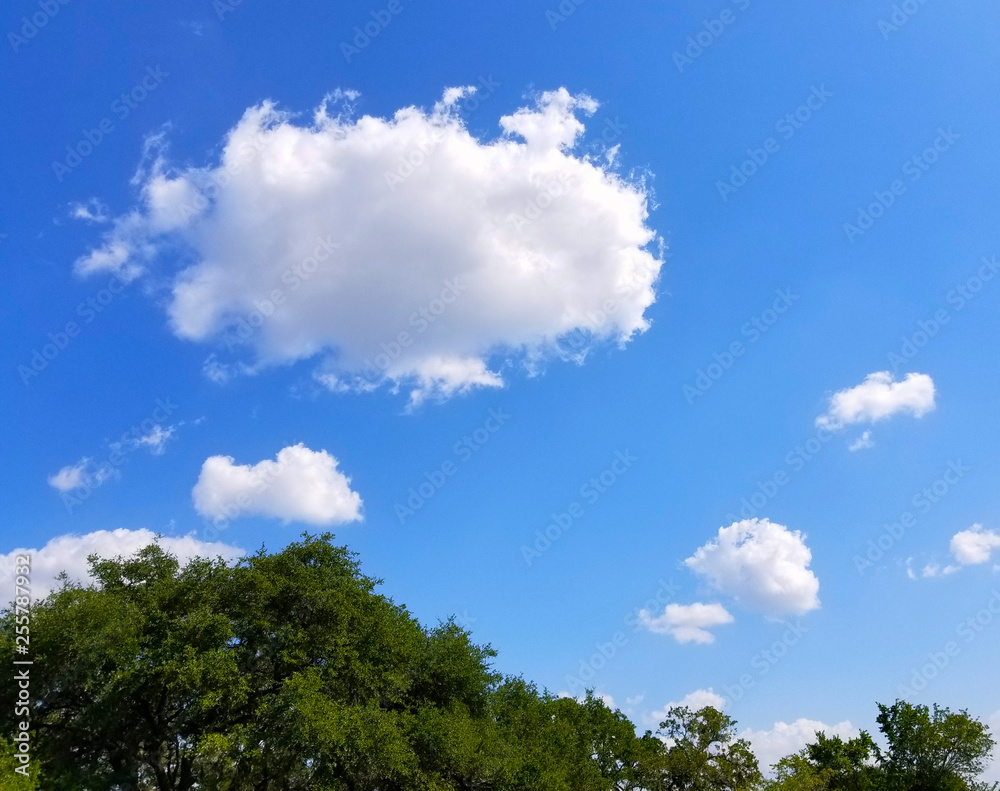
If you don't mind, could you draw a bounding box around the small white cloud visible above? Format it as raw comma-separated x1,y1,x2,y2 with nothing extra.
69,198,110,224
192,443,363,526
816,371,935,431
914,561,960,578
202,354,258,385
685,518,820,619
74,87,663,404
848,430,874,452
985,711,1000,784
910,525,1000,580
47,458,91,492
741,719,855,772
133,424,177,455
47,457,117,494
0,528,243,599
638,602,734,645
950,524,1000,566
643,688,727,729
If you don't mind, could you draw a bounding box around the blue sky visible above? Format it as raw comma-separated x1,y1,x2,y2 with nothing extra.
4,0,1000,769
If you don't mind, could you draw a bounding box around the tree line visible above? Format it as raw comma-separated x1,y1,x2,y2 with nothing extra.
1,535,996,790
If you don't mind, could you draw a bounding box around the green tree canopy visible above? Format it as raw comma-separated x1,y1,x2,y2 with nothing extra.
2,537,997,791
643,704,762,791
0,536,647,790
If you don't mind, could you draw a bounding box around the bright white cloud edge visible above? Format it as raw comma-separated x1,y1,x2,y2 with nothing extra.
76,87,664,405
816,371,935,431
685,518,821,619
638,602,734,644
192,443,363,526
0,528,243,599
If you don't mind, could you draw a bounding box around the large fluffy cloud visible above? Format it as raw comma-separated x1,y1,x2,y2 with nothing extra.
76,87,663,404
0,529,243,599
638,602,734,644
816,371,935,431
192,443,363,526
685,519,820,618
741,719,855,772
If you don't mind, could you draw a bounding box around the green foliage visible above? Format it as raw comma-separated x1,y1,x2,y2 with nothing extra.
764,701,998,791
0,536,648,790
875,700,997,791
0,739,38,790
642,705,763,790
1,537,997,791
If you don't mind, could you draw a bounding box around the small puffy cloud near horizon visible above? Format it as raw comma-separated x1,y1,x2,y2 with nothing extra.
741,718,856,772
641,688,728,729
73,87,664,405
0,528,244,599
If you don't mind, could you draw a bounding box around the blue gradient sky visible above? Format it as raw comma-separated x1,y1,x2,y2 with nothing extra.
3,0,1000,765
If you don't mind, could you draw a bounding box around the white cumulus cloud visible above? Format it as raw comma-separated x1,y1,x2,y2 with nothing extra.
0,528,243,599
950,524,1000,566
741,719,855,772
47,457,117,494
638,601,734,644
192,443,363,526
132,423,177,455
685,518,820,618
908,524,1000,580
816,371,935,431
75,87,663,405
69,197,110,223
848,430,874,452
644,688,727,729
